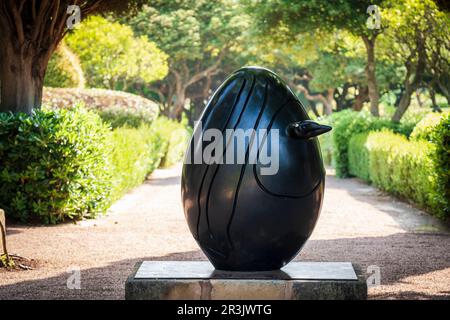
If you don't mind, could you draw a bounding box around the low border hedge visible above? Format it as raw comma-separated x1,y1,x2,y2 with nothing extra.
348,127,448,219
0,107,191,223
0,107,112,223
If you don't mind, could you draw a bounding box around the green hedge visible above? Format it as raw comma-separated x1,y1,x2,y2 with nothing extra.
429,113,450,217
110,125,166,201
410,111,450,141
152,117,191,168
348,127,449,219
348,133,371,182
0,107,191,223
326,110,419,177
0,108,112,223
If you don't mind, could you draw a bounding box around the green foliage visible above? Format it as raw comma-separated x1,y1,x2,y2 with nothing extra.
348,133,371,182
152,117,191,168
248,0,383,38
366,131,439,214
44,44,84,88
43,88,159,124
330,110,413,177
317,116,334,166
0,254,15,268
98,106,157,129
429,113,450,217
66,16,168,90
347,126,449,219
410,112,448,141
109,116,191,200
0,104,192,224
0,108,112,223
124,0,250,117
109,125,166,201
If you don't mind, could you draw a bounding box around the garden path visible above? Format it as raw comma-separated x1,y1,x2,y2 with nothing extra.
0,165,449,299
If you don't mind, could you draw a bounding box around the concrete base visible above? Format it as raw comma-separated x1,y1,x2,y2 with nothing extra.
125,261,367,300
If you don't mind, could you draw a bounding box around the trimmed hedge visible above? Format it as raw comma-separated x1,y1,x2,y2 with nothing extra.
410,111,450,141
348,126,449,219
43,87,159,122
0,106,191,223
429,113,450,217
0,108,112,223
152,117,191,168
110,125,166,201
326,110,419,177
44,43,85,89
348,133,371,182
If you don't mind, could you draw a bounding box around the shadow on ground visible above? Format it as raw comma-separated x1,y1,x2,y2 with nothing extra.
1,232,449,300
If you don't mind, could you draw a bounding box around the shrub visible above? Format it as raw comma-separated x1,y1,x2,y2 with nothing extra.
97,106,157,129
43,87,159,119
44,43,85,88
109,125,166,201
329,110,420,177
348,133,370,182
317,116,333,166
410,111,449,141
65,16,168,90
366,131,438,214
0,108,112,223
429,113,450,218
152,117,191,168
348,129,449,219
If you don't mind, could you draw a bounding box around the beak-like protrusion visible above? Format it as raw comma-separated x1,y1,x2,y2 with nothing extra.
286,120,332,139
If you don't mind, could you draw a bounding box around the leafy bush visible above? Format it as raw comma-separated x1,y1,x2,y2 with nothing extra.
329,110,420,177
429,113,450,218
348,133,370,182
44,43,85,88
348,128,449,219
317,116,333,166
0,108,112,223
98,106,157,129
110,125,166,200
43,88,159,119
108,116,191,200
65,16,168,90
0,100,192,224
410,111,449,141
366,131,438,215
152,117,191,168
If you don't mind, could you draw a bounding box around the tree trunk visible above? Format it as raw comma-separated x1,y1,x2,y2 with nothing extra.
0,44,47,114
309,101,320,117
362,35,380,117
392,83,415,122
429,86,441,112
171,78,186,121
322,88,334,115
353,86,369,111
436,79,450,105
392,33,426,122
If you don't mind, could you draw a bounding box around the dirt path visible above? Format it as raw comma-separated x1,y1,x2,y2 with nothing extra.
0,165,449,300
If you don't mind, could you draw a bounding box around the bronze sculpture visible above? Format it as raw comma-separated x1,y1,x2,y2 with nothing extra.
181,67,331,271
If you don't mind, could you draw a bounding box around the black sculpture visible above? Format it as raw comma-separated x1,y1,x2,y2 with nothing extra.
181,67,331,271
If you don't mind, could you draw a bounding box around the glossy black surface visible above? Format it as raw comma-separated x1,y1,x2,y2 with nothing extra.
181,67,331,271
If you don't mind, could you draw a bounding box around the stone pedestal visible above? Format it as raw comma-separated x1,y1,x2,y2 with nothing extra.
125,261,367,300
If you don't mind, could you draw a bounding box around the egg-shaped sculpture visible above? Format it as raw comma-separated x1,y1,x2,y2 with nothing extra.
181,66,331,271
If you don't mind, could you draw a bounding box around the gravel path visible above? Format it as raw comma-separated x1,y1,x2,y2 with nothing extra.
1,165,449,300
